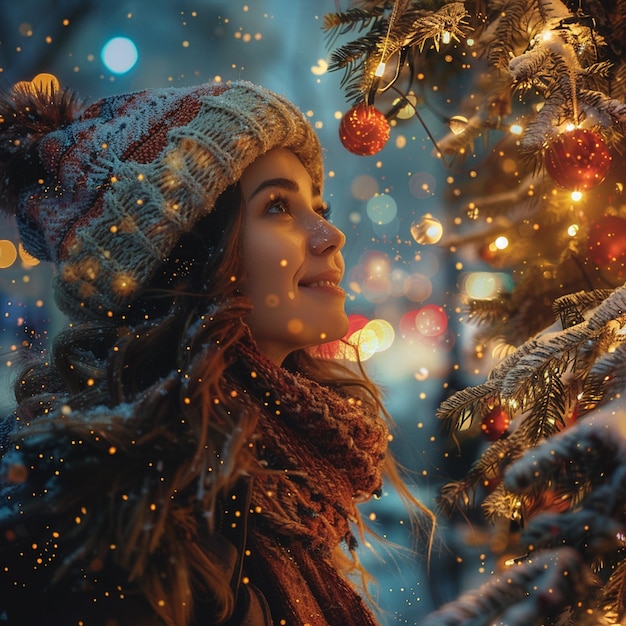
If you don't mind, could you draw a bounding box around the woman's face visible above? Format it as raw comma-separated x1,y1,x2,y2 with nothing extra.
239,148,348,365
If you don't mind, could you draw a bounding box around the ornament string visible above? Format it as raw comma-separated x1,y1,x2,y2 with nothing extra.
368,0,410,105
388,84,451,170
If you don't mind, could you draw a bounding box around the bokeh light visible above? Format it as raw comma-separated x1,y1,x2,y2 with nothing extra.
101,36,139,74
351,175,379,200
13,73,60,95
410,214,443,244
463,272,498,299
360,250,392,303
0,241,18,269
415,304,448,337
461,272,514,300
351,318,395,361
393,93,418,120
409,172,437,198
18,243,40,267
494,235,509,250
324,315,395,362
403,273,433,302
340,317,395,361
366,193,398,225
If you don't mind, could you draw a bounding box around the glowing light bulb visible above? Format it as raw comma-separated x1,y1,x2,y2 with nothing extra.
410,214,443,244
571,190,583,202
567,224,580,237
442,30,451,45
510,124,523,135
449,115,468,135
375,62,386,77
494,236,509,250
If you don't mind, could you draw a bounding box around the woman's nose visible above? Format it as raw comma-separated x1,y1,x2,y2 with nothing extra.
308,215,346,255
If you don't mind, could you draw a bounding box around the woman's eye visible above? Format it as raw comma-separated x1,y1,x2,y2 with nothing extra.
267,200,289,215
318,203,332,220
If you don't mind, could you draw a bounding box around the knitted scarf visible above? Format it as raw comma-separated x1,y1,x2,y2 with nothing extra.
231,341,389,626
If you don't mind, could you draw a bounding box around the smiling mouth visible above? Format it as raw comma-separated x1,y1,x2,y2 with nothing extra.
304,280,338,288
299,280,345,298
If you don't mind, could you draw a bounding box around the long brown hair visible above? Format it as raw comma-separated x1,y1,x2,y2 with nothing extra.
11,183,433,625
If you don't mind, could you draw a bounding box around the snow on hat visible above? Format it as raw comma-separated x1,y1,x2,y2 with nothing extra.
0,80,322,320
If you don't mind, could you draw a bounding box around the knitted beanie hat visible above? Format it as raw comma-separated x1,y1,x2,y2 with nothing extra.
0,81,322,320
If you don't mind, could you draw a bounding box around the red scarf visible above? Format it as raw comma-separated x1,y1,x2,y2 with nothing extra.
232,342,389,625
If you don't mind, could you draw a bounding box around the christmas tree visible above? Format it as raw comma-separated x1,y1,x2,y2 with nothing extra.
325,0,626,623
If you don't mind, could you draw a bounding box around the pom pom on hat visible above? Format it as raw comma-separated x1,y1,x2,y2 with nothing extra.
0,80,322,320
0,83,82,216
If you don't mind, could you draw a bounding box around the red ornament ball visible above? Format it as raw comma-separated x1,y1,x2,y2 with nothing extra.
481,406,510,441
587,214,626,266
339,103,390,156
544,128,612,191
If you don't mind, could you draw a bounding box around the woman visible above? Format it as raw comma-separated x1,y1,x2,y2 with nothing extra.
0,80,429,625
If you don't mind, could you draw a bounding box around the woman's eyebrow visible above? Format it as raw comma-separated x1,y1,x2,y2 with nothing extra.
247,178,322,202
247,177,299,202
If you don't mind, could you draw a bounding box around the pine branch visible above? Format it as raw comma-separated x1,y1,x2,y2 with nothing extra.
431,404,626,624
435,379,499,431
438,427,529,519
504,403,626,501
481,467,527,520
326,1,472,103
519,370,567,441
437,283,626,519
436,434,520,517
579,86,626,133
398,2,469,52
484,0,543,70
421,548,602,626
579,342,626,411
587,285,626,330
552,289,614,328
600,556,626,623
323,5,386,35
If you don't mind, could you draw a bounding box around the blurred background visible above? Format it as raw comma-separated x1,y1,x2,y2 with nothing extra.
0,1,503,622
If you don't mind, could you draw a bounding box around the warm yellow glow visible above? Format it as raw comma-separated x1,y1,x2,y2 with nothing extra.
310,59,328,76
449,115,468,135
375,62,386,77
567,224,580,237
510,124,523,135
0,240,18,269
464,272,499,299
394,93,418,120
411,214,443,244
32,73,60,91
494,236,509,250
18,243,40,266
442,30,451,45
349,319,395,361
571,190,583,202
14,73,60,95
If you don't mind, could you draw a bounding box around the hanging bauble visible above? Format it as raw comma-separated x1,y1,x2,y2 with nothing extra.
339,103,390,156
587,214,626,268
481,406,510,441
544,128,612,191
